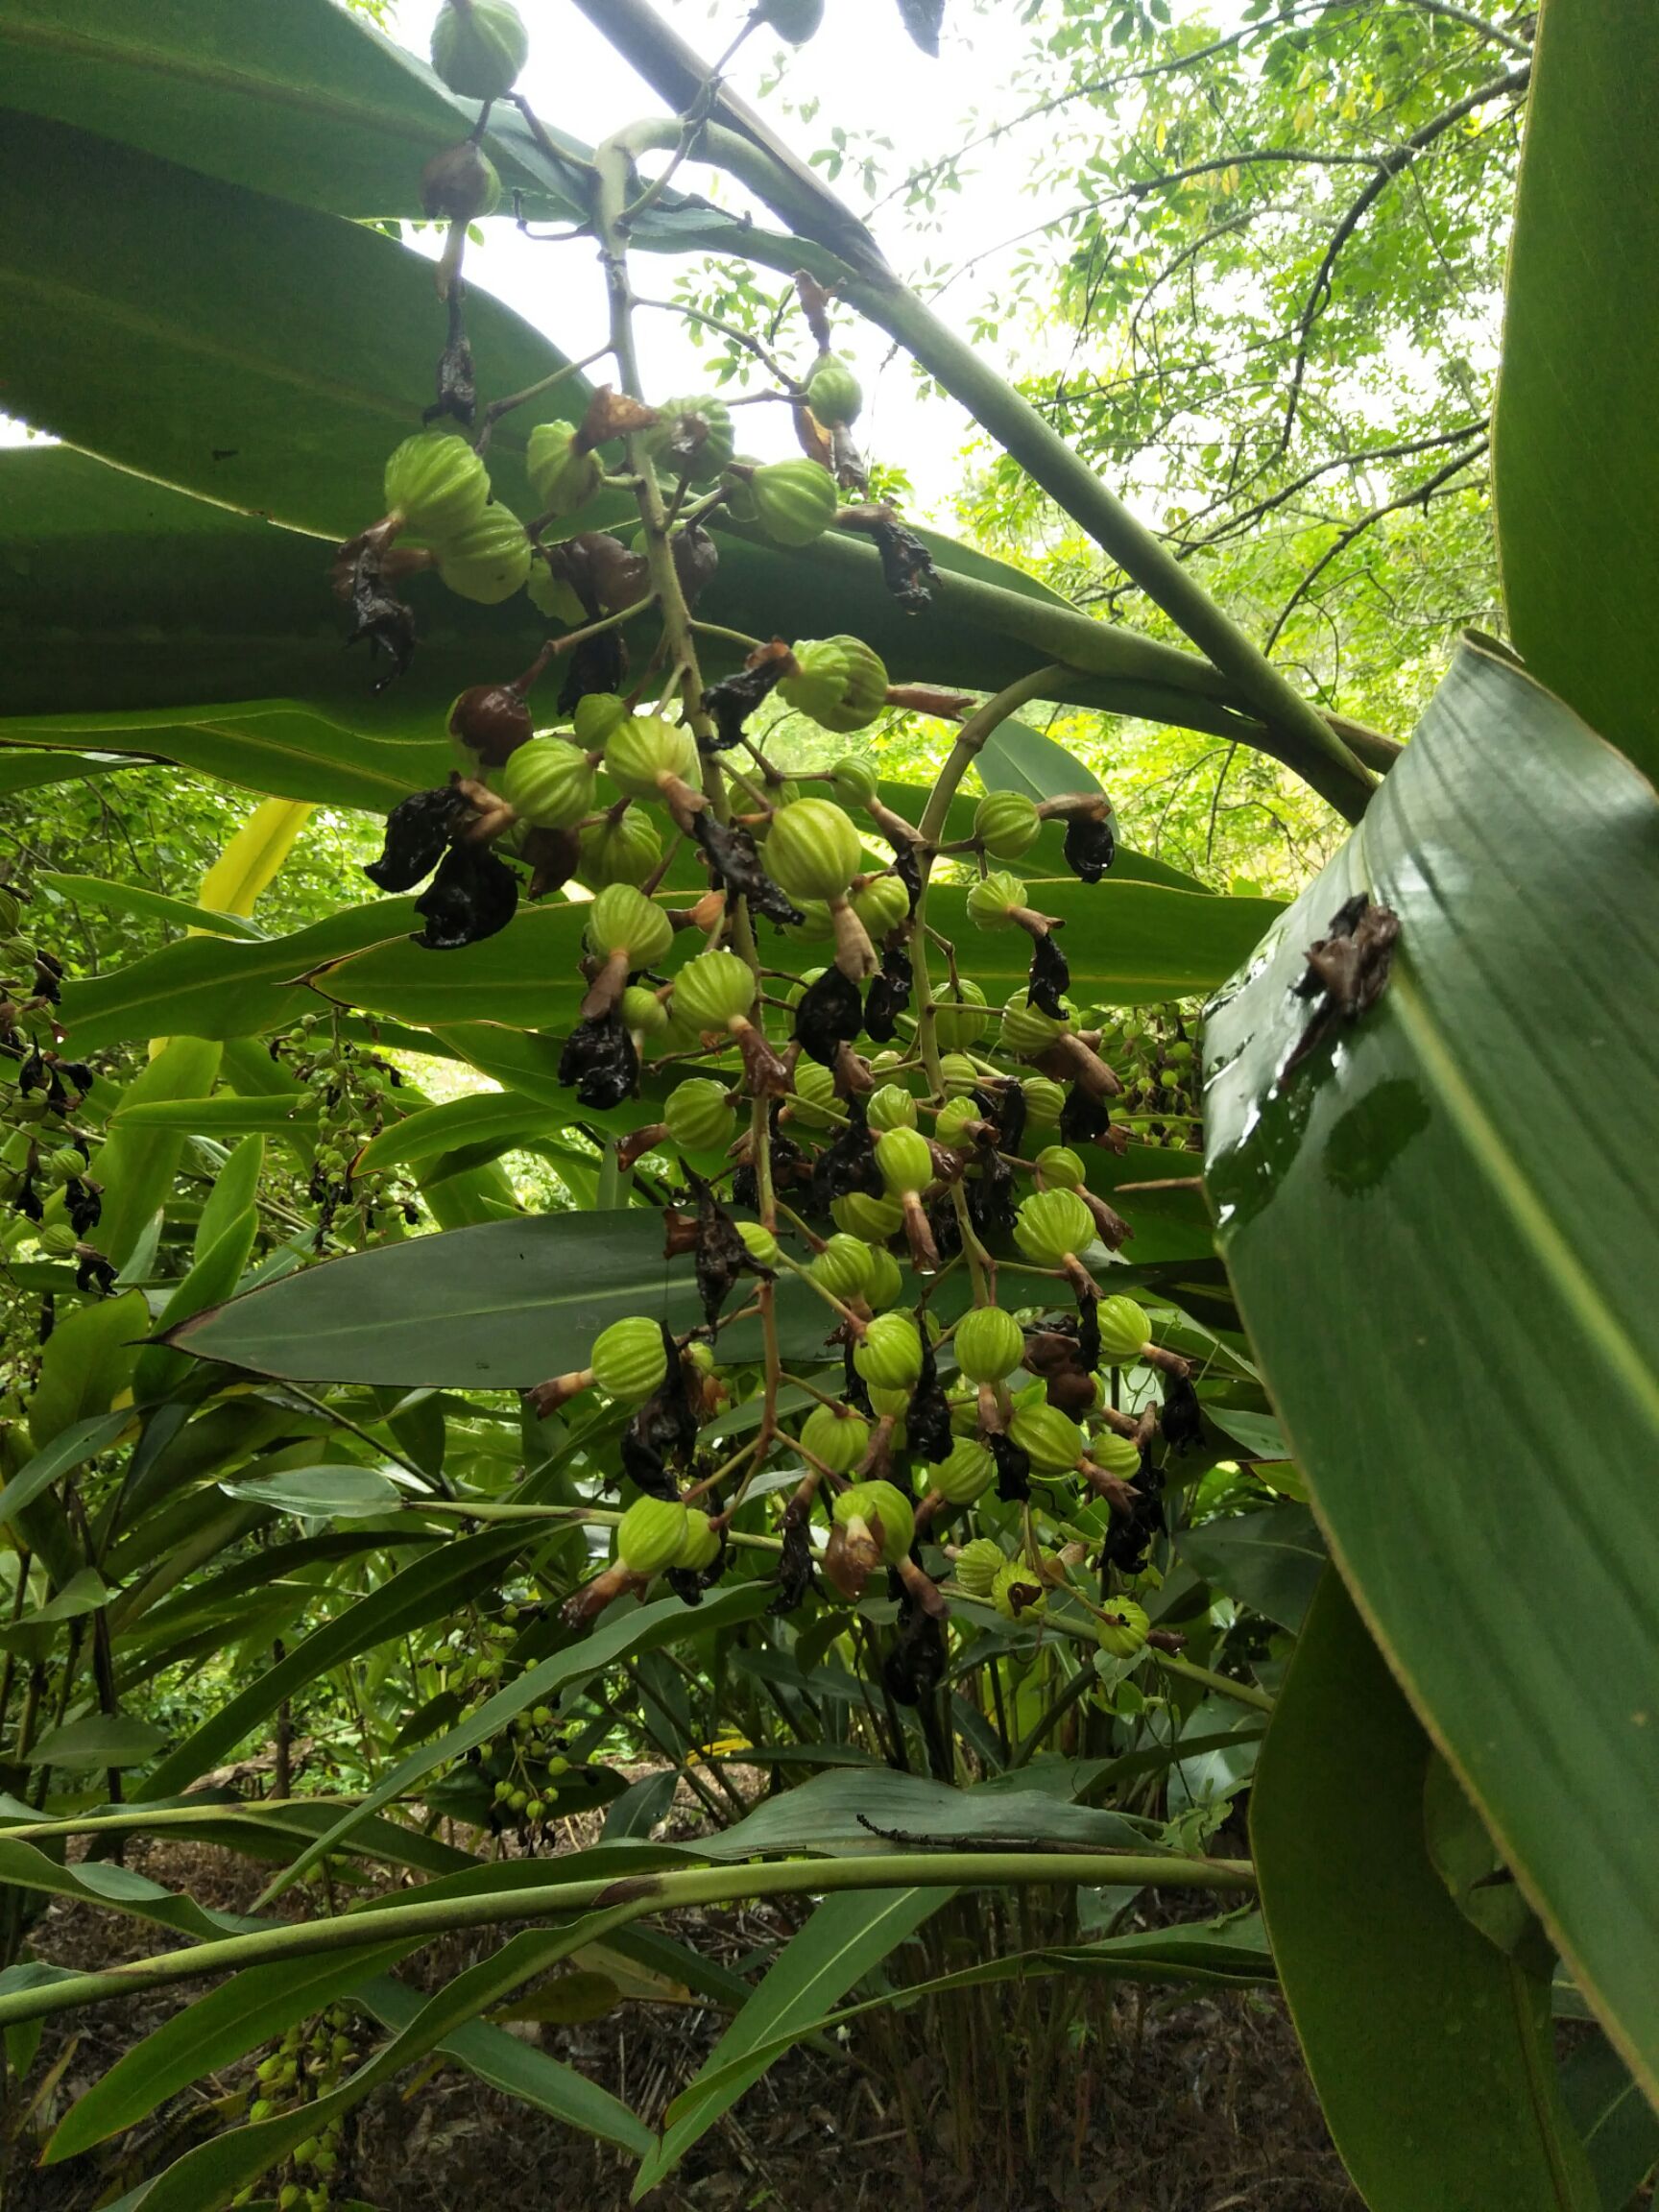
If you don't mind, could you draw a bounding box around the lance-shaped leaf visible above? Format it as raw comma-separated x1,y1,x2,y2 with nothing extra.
1204,639,1659,2100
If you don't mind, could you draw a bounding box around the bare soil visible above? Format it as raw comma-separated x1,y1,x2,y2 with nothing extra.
7,1835,1360,2212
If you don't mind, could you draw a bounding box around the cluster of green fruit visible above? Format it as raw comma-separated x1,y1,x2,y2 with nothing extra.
1097,1006,1202,1144
229,2008,357,2209
277,1012,418,1244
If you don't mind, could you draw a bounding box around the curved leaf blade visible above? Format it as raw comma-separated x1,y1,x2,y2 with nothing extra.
1204,640,1659,2098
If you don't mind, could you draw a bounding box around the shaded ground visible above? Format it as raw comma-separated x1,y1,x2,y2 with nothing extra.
8,1836,1360,2212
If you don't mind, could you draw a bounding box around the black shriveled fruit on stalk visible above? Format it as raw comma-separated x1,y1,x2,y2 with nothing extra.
772,1515,817,1614
794,964,863,1066
691,813,803,928
365,786,468,893
450,684,532,764
990,1431,1032,1503
1159,1371,1205,1453
1063,813,1116,883
869,513,935,612
907,1320,955,1465
413,841,518,949
558,1012,638,1109
1027,929,1070,1019
343,542,417,689
809,1094,883,1212
863,944,913,1043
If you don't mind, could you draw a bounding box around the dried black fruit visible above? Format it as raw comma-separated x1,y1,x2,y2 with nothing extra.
75,1249,119,1296
1062,811,1116,883
63,1179,102,1236
449,684,532,765
883,1604,947,1707
672,521,719,610
557,630,627,716
843,1333,874,1417
691,813,803,928
1059,1082,1113,1148
771,1515,817,1614
965,1132,1016,1238
862,944,912,1044
424,288,477,427
794,963,864,1067
343,541,418,690
365,786,468,893
891,839,923,913
989,1430,1031,1503
1076,1290,1100,1373
1027,929,1070,1019
620,1324,700,1498
701,657,789,751
558,1012,638,1109
808,1092,882,1212
1287,893,1401,1071
989,1080,1027,1158
1160,1370,1206,1454
618,1421,681,1501
896,0,944,55
907,1320,954,1466
869,514,935,612
926,1191,961,1264
667,1541,726,1606
685,1170,770,1327
1099,1461,1166,1575
413,840,518,950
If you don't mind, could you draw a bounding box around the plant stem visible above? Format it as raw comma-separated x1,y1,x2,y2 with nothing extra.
1150,1648,1275,1714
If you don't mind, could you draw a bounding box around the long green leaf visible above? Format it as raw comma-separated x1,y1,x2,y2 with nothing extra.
1203,640,1659,2096
1252,1575,1598,2211
1178,1503,1326,1633
92,1039,223,1265
0,1408,132,1533
697,1767,1158,1861
1559,2032,1659,2210
168,1211,835,1388
39,872,264,940
1494,2,1659,786
0,112,589,535
632,1887,949,2197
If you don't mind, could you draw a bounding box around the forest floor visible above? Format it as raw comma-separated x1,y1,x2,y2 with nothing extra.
11,1826,1360,2212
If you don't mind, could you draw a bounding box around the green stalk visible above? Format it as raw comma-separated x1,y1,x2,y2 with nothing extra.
0,1848,1253,2032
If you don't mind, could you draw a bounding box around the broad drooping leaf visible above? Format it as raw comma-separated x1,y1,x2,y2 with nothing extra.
1253,1576,1598,2212
1495,0,1659,788
1204,640,1659,2099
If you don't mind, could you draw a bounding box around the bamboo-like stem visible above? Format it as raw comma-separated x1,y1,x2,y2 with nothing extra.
0,1848,1254,2032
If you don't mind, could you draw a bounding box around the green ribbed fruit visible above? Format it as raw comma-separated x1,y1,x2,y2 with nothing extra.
1010,1400,1084,1472
575,808,661,889
974,790,1041,860
526,561,587,624
852,873,910,937
833,1479,914,1564
831,1191,903,1242
934,1435,995,1505
965,871,1025,930
934,1096,981,1147
931,979,990,1050
430,0,528,99
939,1052,981,1094
46,1144,86,1184
37,1222,78,1257
805,351,862,427
646,395,735,484
1097,1293,1151,1363
765,798,863,902
436,504,530,604
876,1125,932,1197
1022,1075,1066,1128
953,1305,1023,1383
801,1402,869,1473
784,899,836,943
788,1055,839,1129
421,140,501,223
1014,1188,1094,1266
664,1079,733,1153
587,884,673,968
617,1492,687,1575
574,693,630,749
605,714,701,799
866,1083,918,1134
863,1246,903,1310
828,756,879,807
677,1509,723,1572
673,949,754,1032
1095,1597,1149,1658
1000,990,1068,1059
811,1232,876,1301
1036,1144,1086,1190
1088,1428,1142,1480
954,1537,1005,1596
868,1383,911,1422
526,421,604,517
992,1559,1047,1621
781,637,889,733
738,1220,781,1267
496,737,595,829
384,431,490,538
748,458,839,546
621,985,668,1034
854,1310,924,1390
590,1316,667,1402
